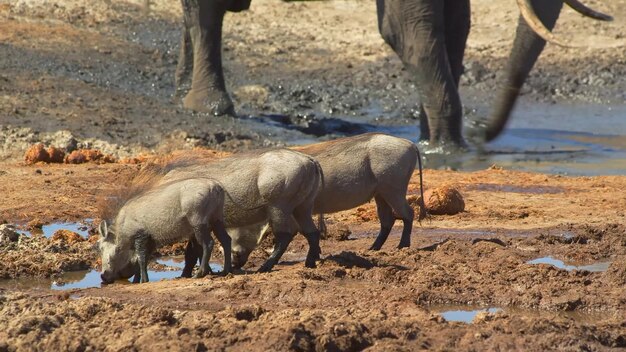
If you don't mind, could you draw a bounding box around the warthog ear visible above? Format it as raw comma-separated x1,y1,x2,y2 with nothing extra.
98,220,110,240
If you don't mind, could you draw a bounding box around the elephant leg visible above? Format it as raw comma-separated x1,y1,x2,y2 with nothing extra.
444,0,470,88
181,0,234,116
175,12,193,99
226,0,251,12
418,104,429,142
486,1,563,141
377,0,465,148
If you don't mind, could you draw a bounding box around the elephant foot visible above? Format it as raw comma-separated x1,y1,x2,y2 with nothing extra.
174,83,191,99
183,87,235,116
424,137,468,154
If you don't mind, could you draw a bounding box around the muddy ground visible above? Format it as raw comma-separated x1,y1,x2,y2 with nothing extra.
1,0,626,350
1,0,625,159
1,162,626,350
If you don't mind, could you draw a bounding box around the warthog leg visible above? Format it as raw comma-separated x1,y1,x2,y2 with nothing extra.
370,195,395,251
257,231,293,273
134,231,152,283
293,206,321,268
377,191,415,249
132,264,141,284
258,207,297,273
212,220,232,275
303,232,321,268
193,224,215,278
181,239,203,278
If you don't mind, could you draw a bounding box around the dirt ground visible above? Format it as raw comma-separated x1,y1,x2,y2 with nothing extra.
1,0,626,350
1,162,626,350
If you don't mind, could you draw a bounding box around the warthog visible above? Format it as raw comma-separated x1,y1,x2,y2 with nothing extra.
185,133,426,270
163,148,323,273
98,177,231,284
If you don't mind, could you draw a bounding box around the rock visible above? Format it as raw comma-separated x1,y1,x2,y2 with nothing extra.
27,219,44,230
65,149,116,164
424,186,465,215
64,150,87,164
51,230,85,245
0,224,21,242
46,147,65,163
24,143,50,164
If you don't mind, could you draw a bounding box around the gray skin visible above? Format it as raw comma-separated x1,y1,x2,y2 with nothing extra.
176,0,609,147
185,133,427,270
98,177,231,284
163,148,323,273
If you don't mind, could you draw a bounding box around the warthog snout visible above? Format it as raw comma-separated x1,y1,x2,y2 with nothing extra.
100,271,115,285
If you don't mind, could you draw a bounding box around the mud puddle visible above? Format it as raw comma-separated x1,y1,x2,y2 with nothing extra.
18,220,92,238
434,102,626,175
527,256,612,272
436,307,501,323
433,305,612,324
249,102,626,176
0,256,223,291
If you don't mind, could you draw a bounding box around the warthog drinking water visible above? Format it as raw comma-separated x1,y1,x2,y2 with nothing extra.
98,177,231,284
162,148,323,273
185,133,426,270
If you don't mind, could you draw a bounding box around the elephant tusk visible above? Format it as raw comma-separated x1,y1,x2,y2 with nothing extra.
564,0,613,21
516,0,617,48
515,0,572,47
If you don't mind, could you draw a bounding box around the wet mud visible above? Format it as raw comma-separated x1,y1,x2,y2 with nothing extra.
2,163,626,349
1,0,626,174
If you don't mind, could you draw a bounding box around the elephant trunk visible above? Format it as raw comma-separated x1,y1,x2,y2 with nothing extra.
485,0,563,142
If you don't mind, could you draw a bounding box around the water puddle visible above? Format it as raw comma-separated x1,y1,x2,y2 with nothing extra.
430,103,626,176
433,305,612,324
19,220,93,238
0,256,223,291
527,256,611,272
438,307,501,323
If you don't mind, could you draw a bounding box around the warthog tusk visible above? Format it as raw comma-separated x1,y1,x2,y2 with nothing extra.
516,0,615,48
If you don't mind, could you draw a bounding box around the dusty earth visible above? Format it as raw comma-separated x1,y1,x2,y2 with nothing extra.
1,0,626,350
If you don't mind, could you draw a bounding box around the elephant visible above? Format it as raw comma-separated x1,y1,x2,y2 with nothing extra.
175,0,612,148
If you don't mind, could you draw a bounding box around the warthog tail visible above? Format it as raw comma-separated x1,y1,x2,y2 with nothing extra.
414,145,428,222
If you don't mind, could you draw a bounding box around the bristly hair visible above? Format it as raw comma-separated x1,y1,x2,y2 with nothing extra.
97,149,230,222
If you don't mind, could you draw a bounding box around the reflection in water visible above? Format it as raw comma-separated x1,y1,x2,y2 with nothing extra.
351,103,626,176
21,220,92,238
527,256,611,272
439,307,501,323
155,256,223,272
433,305,613,324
